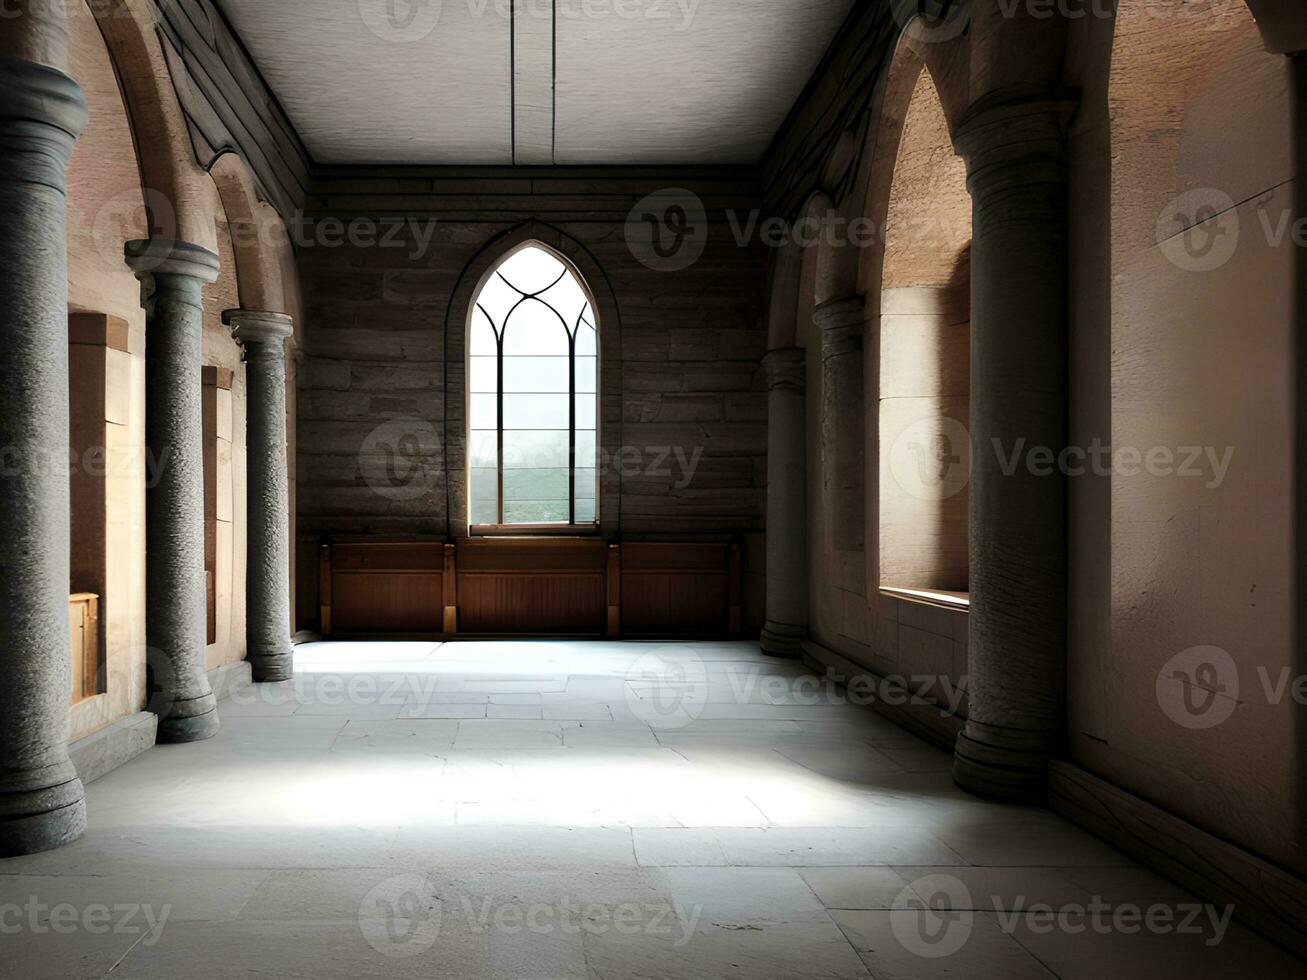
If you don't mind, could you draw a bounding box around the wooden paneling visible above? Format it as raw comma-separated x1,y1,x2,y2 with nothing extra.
317,537,745,638
69,594,100,704
620,542,741,637
457,538,607,635
322,542,444,634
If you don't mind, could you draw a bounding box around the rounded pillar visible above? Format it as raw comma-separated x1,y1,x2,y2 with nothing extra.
951,87,1077,802
126,239,222,744
815,297,867,594
0,55,89,857
223,310,294,682
760,348,809,657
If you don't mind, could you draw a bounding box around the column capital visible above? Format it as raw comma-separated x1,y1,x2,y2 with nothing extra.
953,85,1079,195
0,58,87,187
125,238,221,283
763,347,805,392
813,296,865,360
223,309,294,346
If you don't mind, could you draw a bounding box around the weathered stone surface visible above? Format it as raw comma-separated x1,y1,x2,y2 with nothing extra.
0,54,89,857
127,237,223,745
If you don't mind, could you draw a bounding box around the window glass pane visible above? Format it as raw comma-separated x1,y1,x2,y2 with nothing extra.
576,321,597,356
469,430,498,469
575,393,596,430
503,356,569,393
503,299,569,356
469,468,498,525
574,497,596,524
470,308,498,355
505,500,569,525
504,393,569,430
545,276,589,335
575,356,597,394
498,246,566,295
504,468,569,501
574,468,597,501
476,274,520,328
469,356,498,394
575,430,597,469
502,429,569,470
470,394,497,430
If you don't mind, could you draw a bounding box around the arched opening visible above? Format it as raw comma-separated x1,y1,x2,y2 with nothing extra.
876,63,972,601
467,243,600,530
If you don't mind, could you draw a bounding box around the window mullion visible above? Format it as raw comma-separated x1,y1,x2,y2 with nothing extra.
497,331,504,526
569,331,576,526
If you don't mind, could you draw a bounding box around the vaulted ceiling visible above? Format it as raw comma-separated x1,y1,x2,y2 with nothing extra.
216,0,856,166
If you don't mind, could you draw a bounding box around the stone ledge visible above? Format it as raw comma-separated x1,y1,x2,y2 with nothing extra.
1050,761,1307,960
68,711,157,786
68,661,255,786
800,638,965,751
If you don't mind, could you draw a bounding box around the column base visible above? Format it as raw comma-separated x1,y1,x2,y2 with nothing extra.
760,621,806,658
248,651,293,683
157,693,220,744
0,778,87,858
953,723,1053,803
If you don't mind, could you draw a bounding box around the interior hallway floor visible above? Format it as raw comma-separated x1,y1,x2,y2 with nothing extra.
1,640,1300,979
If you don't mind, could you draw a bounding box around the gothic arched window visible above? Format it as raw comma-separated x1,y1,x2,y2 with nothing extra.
468,245,598,529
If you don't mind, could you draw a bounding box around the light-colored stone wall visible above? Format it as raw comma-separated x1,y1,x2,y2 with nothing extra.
1066,1,1301,874
65,8,148,743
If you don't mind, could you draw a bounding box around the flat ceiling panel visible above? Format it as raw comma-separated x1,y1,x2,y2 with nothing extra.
217,0,854,166
554,0,856,164
218,0,513,165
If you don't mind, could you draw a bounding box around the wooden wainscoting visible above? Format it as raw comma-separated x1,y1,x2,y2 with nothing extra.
316,537,744,638
319,542,451,635
620,542,741,637
456,538,609,635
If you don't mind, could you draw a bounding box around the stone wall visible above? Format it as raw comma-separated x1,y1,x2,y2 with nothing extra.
294,168,770,629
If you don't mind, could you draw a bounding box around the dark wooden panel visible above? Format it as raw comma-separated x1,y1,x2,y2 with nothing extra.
323,542,443,633
456,538,606,634
620,542,734,636
331,572,442,633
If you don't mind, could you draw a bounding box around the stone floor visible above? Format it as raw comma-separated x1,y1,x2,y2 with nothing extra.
1,640,1301,979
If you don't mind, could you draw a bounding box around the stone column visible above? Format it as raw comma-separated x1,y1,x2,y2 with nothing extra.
760,348,808,656
951,87,1077,801
126,239,222,743
222,310,294,682
0,55,89,857
815,297,867,591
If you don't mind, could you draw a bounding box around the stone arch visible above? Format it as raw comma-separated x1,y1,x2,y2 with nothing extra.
852,31,973,599
82,0,217,251
444,221,622,537
209,152,302,343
